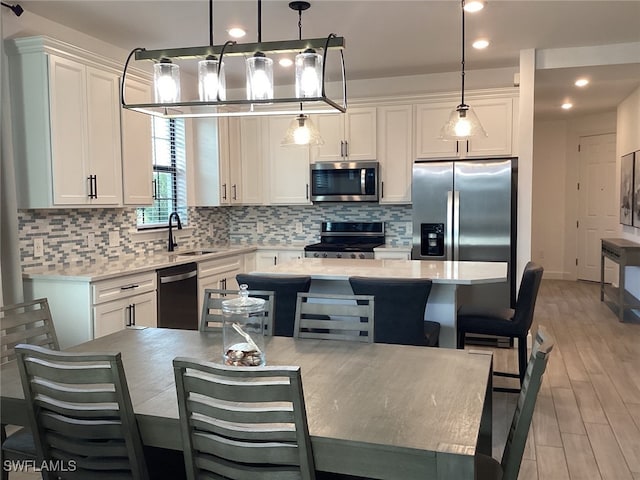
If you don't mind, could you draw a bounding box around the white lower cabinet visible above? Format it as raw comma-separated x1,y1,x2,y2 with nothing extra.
374,250,411,260
93,291,156,339
255,249,304,270
197,254,244,309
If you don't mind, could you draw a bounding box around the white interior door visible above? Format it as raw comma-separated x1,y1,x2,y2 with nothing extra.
577,133,617,282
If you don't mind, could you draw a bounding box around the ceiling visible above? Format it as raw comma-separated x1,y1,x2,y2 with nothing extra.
10,0,640,119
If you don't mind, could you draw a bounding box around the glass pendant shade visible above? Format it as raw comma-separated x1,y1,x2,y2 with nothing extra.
198,56,226,101
440,104,487,140
295,49,323,98
153,59,180,103
281,114,323,146
246,52,273,100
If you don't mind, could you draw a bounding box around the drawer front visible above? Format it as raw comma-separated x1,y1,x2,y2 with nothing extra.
199,255,243,279
92,272,157,305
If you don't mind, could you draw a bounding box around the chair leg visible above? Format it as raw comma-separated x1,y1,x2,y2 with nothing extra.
456,330,465,349
518,335,528,385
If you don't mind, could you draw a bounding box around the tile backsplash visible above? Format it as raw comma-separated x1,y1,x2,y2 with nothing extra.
18,204,411,269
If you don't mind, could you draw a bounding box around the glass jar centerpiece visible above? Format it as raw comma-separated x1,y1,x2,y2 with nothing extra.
222,284,266,366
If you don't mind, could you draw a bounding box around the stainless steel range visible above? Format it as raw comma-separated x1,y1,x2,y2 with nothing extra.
304,222,385,259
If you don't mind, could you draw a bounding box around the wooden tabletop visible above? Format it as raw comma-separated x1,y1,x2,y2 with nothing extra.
1,328,493,480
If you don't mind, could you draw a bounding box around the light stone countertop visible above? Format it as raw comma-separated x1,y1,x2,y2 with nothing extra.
253,257,507,285
22,245,258,282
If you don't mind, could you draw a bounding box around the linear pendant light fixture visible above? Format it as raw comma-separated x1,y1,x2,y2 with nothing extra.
440,0,487,140
282,1,324,147
121,0,346,119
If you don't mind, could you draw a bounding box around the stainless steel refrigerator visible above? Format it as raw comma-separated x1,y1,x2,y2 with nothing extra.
411,158,517,311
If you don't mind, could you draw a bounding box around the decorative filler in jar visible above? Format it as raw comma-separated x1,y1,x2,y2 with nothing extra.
222,284,266,366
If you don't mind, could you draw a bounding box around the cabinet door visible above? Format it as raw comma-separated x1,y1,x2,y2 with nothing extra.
121,77,153,205
86,66,122,205
227,118,243,204
344,107,377,161
48,55,89,205
256,251,279,270
414,102,459,159
466,98,513,157
94,297,128,338
217,117,232,206
192,117,222,206
130,291,157,328
239,117,264,205
378,105,412,204
312,113,343,161
278,251,303,263
267,117,311,205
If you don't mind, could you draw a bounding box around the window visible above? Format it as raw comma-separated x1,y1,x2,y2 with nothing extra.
137,117,187,228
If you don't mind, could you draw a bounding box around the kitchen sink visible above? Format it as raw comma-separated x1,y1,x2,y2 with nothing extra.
175,249,219,256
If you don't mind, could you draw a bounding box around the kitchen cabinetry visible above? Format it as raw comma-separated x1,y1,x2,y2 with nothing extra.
374,249,411,260
266,116,311,205
24,270,157,348
255,249,304,270
225,117,265,205
198,254,244,309
7,37,123,208
312,107,377,162
377,105,412,204
121,77,153,206
415,96,514,159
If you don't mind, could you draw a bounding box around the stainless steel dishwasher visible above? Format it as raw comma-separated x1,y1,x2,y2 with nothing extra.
156,262,198,330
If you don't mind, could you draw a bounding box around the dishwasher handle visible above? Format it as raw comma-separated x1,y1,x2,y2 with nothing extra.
159,270,197,284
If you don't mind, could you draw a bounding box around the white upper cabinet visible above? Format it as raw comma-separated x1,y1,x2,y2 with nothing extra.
121,77,153,206
377,105,413,204
190,117,223,207
415,95,515,159
266,116,311,205
7,37,125,208
229,117,265,205
312,107,377,162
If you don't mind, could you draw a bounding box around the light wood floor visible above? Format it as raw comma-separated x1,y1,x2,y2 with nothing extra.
6,279,640,480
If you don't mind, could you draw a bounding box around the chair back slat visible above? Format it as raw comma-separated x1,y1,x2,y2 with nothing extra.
174,358,315,480
201,288,274,335
294,292,374,343
500,326,554,480
1,298,59,364
15,344,149,480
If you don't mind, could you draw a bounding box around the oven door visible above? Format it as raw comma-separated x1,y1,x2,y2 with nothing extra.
310,162,378,202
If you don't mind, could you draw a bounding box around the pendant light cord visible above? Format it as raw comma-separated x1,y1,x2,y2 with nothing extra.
209,0,213,46
257,0,262,42
460,0,466,106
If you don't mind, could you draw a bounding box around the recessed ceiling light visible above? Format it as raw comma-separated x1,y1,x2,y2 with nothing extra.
463,1,485,13
228,27,246,39
575,78,589,87
561,103,573,110
279,58,293,67
472,39,490,49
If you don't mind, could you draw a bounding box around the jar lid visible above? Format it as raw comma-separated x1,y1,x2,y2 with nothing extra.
221,284,265,314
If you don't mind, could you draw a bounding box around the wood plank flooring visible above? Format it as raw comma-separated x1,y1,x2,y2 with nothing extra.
6,279,640,480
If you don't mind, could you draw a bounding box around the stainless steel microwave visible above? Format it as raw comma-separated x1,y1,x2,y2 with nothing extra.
310,161,379,202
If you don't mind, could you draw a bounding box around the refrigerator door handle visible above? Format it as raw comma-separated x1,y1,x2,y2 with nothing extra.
446,190,454,260
453,190,460,260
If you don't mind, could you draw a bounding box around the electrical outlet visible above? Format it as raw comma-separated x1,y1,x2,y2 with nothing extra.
87,233,95,249
109,230,120,247
295,222,303,234
34,238,44,257
256,221,264,234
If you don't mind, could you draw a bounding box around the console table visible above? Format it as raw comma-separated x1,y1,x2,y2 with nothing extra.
601,238,640,321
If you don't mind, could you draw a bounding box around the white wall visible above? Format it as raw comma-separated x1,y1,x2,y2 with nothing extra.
617,86,640,299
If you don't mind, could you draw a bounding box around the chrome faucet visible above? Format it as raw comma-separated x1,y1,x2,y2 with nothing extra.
167,211,182,252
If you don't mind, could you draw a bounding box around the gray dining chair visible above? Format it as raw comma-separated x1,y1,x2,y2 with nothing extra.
457,262,544,392
235,274,311,337
293,292,375,343
1,298,59,480
15,343,149,480
200,287,275,334
348,277,440,347
173,357,316,480
475,326,554,480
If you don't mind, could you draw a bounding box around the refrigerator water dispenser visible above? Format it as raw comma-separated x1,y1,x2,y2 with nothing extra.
420,223,445,256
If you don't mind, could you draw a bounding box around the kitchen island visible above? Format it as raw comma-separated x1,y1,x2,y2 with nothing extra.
252,258,508,348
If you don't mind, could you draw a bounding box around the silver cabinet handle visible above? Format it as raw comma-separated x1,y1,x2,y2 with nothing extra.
453,190,460,260
232,184,237,200
446,191,453,260
159,270,197,284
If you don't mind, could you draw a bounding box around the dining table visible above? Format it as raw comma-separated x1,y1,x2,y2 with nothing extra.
1,327,493,480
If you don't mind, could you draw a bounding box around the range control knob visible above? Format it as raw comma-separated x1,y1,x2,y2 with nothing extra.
350,253,356,259
322,253,328,258
358,253,365,259
336,253,342,258
313,252,320,258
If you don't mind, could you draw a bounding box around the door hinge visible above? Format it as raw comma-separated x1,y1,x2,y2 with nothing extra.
576,258,578,266
577,182,580,190
576,220,579,228
578,144,581,152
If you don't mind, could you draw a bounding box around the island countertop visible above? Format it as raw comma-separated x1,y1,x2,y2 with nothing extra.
252,258,507,285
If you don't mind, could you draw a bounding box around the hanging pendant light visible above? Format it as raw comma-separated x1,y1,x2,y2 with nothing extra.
153,58,180,103
199,55,226,101
440,0,486,141
246,0,274,100
296,48,323,98
282,114,324,146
